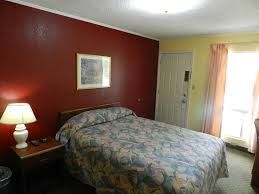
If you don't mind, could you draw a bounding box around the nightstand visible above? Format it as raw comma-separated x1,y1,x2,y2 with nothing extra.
10,137,65,194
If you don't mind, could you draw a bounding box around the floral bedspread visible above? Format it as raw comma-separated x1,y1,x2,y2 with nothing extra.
56,107,228,194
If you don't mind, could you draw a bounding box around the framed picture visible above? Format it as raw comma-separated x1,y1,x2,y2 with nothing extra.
77,53,111,90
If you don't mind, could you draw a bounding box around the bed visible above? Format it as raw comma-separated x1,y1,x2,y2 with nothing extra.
56,104,228,194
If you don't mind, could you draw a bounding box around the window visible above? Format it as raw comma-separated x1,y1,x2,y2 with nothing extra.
221,51,259,147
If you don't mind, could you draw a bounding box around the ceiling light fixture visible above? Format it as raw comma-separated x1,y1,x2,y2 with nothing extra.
131,0,204,14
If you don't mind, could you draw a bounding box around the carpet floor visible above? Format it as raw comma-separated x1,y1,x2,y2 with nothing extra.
45,147,258,194
213,147,258,194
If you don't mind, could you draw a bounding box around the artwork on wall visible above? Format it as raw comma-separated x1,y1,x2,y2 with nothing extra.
77,53,111,89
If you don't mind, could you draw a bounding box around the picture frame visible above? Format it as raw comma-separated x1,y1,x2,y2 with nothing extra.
76,53,111,90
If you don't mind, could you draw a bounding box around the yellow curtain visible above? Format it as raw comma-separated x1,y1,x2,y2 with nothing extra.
202,44,228,137
249,70,259,153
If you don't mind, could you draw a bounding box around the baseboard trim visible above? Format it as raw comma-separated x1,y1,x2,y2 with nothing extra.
226,142,255,156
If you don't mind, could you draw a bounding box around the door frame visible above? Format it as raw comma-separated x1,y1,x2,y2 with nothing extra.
155,51,194,128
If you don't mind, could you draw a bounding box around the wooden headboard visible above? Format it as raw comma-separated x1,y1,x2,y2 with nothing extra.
59,102,120,127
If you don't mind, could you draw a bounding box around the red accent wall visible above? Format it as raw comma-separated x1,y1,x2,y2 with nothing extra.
0,1,159,158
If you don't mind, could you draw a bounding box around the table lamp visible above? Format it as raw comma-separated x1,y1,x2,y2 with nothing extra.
0,103,36,149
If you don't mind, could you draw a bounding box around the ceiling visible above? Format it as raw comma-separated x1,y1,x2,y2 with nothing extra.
12,0,259,40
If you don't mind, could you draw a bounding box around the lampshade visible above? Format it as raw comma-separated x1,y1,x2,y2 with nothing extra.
0,103,37,125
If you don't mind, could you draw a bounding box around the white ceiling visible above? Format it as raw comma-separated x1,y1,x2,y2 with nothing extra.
11,0,259,40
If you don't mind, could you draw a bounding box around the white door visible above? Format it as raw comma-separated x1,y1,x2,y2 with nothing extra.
155,52,192,128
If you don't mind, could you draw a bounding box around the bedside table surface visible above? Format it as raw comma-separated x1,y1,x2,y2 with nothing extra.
11,138,64,159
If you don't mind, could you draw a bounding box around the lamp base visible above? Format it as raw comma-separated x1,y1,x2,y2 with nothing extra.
13,124,28,149
15,142,28,149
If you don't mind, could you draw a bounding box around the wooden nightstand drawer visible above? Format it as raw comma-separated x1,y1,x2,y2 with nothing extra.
10,137,65,194
22,147,65,170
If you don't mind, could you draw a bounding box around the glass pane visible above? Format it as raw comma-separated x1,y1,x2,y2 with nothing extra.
221,51,259,143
